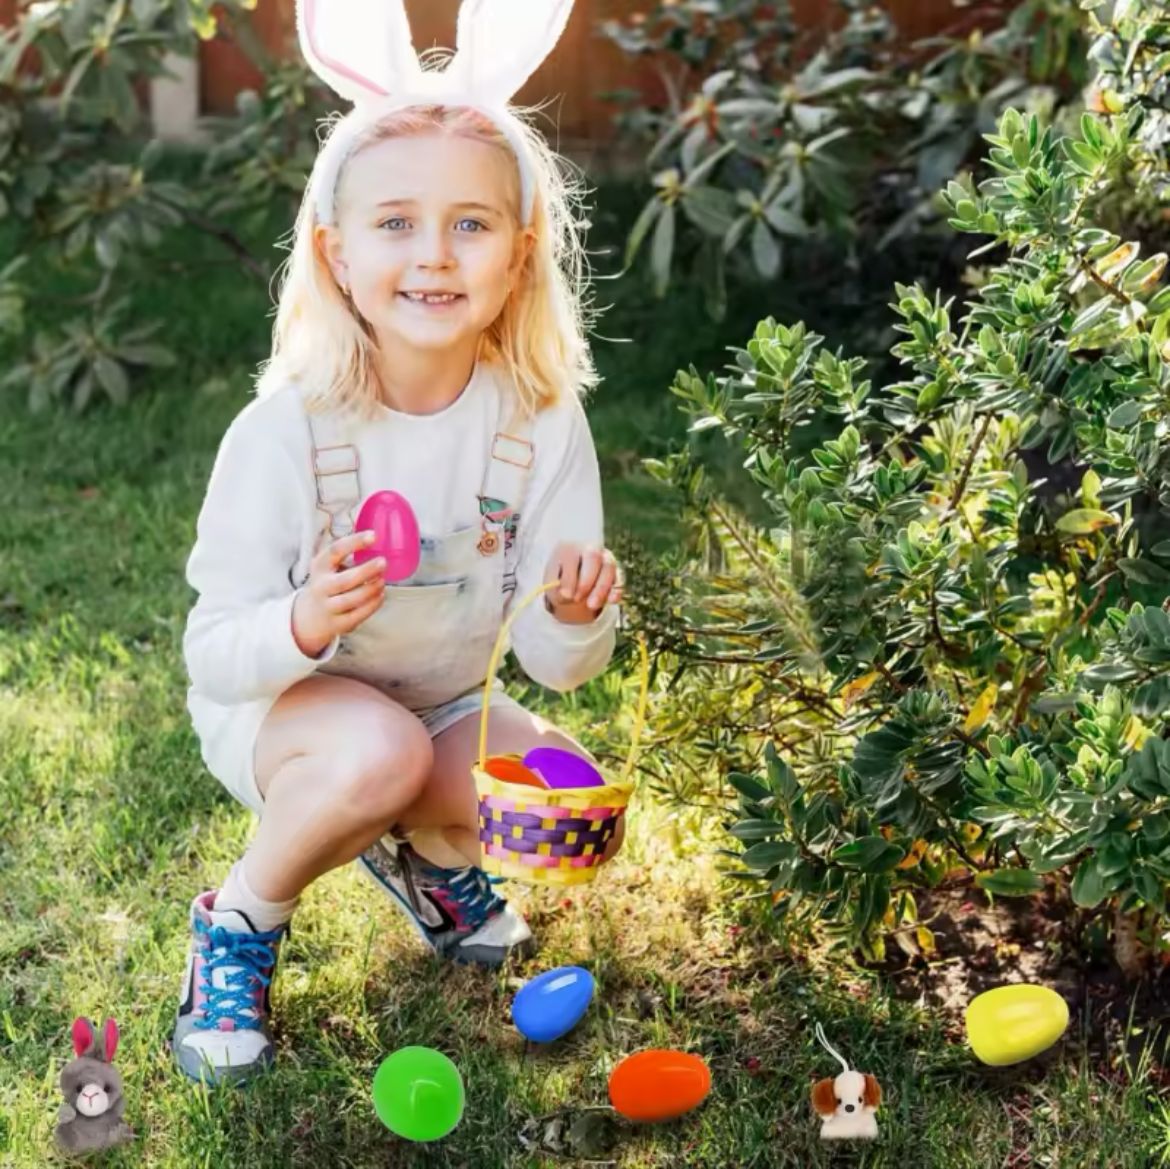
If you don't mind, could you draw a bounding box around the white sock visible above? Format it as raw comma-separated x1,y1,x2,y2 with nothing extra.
215,858,299,933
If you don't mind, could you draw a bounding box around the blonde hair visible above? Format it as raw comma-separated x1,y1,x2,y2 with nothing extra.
255,103,598,419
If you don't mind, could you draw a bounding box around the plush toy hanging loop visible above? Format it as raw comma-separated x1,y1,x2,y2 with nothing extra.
814,1022,851,1075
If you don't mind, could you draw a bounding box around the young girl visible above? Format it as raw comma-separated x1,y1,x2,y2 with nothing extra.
172,0,625,1086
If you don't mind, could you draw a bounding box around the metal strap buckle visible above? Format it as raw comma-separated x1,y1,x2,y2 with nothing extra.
312,443,360,509
491,431,534,470
313,442,359,476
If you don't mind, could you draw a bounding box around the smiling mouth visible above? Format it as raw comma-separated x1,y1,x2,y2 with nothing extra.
399,292,464,305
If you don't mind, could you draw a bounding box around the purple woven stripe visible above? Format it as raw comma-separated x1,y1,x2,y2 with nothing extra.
478,814,620,838
479,828,613,857
488,810,598,832
479,825,612,849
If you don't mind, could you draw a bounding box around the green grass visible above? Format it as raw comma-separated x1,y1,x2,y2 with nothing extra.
1,165,1166,1168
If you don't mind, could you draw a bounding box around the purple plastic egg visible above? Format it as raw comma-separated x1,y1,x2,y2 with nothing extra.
353,490,420,582
522,747,604,790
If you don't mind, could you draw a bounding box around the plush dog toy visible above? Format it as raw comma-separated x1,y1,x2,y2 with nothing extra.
810,1023,881,1141
55,1017,136,1157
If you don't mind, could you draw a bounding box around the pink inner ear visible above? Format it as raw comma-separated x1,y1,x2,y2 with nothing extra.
304,0,389,99
103,1018,119,1061
72,1018,94,1057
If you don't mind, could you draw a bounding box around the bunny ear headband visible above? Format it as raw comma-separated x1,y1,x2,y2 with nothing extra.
296,0,575,227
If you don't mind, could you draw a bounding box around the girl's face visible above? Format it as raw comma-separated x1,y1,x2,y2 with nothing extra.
316,132,533,357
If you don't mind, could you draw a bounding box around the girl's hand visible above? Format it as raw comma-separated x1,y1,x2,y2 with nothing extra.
291,530,387,657
544,542,622,625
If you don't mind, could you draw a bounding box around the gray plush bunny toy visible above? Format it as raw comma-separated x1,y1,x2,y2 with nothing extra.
55,1017,135,1157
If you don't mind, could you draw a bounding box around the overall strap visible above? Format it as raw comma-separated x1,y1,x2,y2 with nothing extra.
306,407,362,546
479,396,535,593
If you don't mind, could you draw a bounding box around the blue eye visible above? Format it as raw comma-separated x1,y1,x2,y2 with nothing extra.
378,216,487,233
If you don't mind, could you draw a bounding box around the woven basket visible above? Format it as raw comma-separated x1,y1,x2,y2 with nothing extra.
473,580,650,887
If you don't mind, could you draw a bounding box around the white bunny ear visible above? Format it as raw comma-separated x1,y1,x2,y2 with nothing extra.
296,0,422,106
446,0,575,105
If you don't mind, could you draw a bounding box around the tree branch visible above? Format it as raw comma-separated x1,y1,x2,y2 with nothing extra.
151,193,269,282
1078,579,1110,627
1079,255,1134,306
930,586,966,659
943,411,995,518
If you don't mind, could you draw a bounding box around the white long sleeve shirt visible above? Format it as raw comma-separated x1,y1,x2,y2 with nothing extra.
182,362,617,780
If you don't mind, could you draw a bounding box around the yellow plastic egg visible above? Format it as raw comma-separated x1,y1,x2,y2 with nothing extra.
965,984,1069,1066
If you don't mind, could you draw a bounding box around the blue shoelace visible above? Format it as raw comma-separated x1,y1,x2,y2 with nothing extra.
423,863,506,932
193,920,284,1032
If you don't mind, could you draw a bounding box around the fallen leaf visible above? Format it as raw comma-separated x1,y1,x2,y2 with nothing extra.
841,670,881,710
567,1111,620,1158
963,683,998,734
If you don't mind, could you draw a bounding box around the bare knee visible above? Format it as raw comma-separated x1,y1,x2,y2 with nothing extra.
329,711,433,826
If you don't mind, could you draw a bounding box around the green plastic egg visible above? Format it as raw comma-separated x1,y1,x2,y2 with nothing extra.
965,984,1069,1066
371,1046,464,1142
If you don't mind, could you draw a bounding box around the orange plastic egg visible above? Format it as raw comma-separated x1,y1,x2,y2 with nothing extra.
484,755,546,788
608,1049,711,1123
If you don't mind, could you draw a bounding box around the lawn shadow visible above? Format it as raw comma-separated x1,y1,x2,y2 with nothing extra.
876,884,1170,1079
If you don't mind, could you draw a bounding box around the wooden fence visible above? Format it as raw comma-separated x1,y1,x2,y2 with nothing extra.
201,0,985,144
2,1,1002,148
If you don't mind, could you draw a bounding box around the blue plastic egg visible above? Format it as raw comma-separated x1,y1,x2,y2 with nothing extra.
511,966,595,1043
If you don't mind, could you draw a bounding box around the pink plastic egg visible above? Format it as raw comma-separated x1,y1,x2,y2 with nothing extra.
353,491,420,582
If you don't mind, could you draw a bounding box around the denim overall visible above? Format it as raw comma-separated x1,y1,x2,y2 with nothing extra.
302,397,535,712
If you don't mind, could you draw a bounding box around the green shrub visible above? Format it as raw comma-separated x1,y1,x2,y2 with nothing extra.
630,0,1170,973
603,0,1089,315
0,0,328,411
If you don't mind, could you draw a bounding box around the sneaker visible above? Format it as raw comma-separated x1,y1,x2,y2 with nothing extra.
358,836,535,966
171,890,286,1085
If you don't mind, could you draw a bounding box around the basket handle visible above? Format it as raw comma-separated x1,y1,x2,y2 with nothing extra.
477,579,651,782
